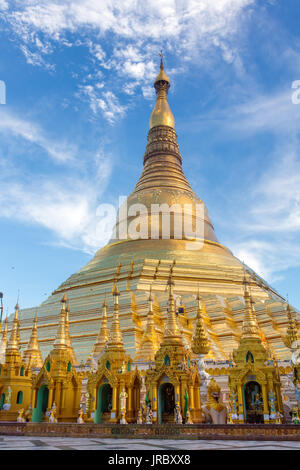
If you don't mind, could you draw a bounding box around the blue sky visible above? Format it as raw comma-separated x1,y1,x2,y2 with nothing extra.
1,0,300,315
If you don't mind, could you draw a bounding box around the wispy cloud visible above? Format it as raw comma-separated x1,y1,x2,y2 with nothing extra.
0,108,76,162
2,0,255,122
0,108,114,253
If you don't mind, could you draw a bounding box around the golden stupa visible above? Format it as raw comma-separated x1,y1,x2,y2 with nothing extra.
12,57,298,365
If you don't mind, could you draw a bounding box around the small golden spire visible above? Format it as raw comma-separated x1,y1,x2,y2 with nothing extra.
92,298,110,356
6,303,20,352
241,272,260,339
0,317,8,362
149,53,175,129
285,303,299,349
53,294,68,350
107,283,123,348
65,304,78,365
162,271,182,344
136,287,159,361
191,290,210,355
23,313,43,369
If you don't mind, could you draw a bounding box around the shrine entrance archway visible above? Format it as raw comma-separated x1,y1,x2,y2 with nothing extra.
94,383,112,423
32,385,49,423
158,382,175,424
243,381,264,424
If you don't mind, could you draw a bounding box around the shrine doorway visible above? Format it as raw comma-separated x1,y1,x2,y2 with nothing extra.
243,381,264,424
158,383,175,424
32,385,49,423
94,383,112,423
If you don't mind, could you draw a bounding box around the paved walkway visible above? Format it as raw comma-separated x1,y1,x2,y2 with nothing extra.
0,436,299,450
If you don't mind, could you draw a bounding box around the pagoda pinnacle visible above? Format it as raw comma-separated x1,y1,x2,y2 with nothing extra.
149,53,175,129
23,313,43,369
162,272,182,344
136,286,159,361
0,317,8,362
92,299,110,357
191,291,210,355
285,303,299,349
65,304,78,365
53,294,68,350
241,273,260,339
6,303,20,352
107,283,124,348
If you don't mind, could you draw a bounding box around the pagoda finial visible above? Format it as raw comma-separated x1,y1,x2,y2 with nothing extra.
6,303,21,353
107,283,123,348
135,286,159,361
163,268,182,343
22,312,43,369
53,294,68,350
191,290,210,355
65,303,78,365
149,54,174,129
92,297,110,357
241,270,260,339
285,303,299,349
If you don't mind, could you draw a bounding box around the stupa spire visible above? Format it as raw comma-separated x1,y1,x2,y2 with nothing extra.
92,298,110,356
285,303,299,348
149,52,174,130
65,303,78,365
191,290,210,355
136,286,159,361
107,283,124,348
0,317,8,362
53,294,68,350
7,303,20,352
23,313,43,369
241,272,260,339
162,270,182,344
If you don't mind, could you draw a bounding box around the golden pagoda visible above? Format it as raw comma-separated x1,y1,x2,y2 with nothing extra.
9,54,299,418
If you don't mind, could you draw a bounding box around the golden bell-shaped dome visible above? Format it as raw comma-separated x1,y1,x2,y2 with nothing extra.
149,54,175,129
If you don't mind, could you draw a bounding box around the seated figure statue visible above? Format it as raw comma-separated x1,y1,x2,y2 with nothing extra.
202,378,227,424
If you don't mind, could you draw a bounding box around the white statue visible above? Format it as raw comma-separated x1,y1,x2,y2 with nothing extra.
17,409,25,423
77,408,85,424
174,404,183,424
145,403,153,424
119,388,128,424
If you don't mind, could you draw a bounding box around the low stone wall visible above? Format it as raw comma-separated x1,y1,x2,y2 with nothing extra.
0,422,299,440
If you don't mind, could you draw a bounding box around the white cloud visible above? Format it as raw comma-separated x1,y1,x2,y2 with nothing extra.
0,108,76,162
4,0,255,121
0,0,8,11
80,86,127,123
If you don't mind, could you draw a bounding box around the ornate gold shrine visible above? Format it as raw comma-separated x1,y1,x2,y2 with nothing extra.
31,296,82,423
86,285,142,423
145,274,203,424
228,275,283,424
0,305,32,421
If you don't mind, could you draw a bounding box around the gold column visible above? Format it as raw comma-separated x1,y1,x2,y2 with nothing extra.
152,385,158,423
31,388,37,409
237,385,244,423
111,386,118,423
189,385,195,420
175,384,180,405
47,387,53,410
180,380,186,414
262,383,269,422
55,382,61,412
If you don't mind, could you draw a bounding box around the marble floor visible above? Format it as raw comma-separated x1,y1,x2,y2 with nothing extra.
0,436,299,450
